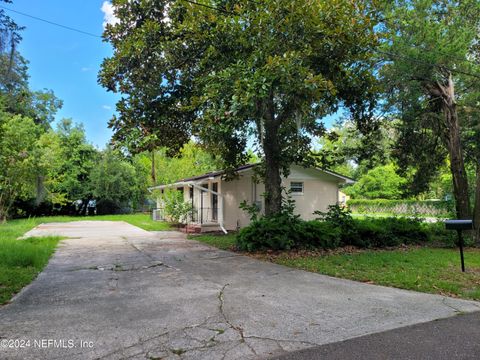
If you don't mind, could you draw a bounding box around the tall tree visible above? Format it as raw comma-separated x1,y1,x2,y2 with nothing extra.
90,147,140,213
0,113,39,221
100,0,378,216
380,0,480,219
41,119,98,206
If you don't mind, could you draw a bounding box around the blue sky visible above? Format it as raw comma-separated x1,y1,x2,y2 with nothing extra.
5,0,118,148
5,1,339,149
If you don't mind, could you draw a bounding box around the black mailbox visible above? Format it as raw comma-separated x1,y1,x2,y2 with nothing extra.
445,220,473,231
444,219,473,272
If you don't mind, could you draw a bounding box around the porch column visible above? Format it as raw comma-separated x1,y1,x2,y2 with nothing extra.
218,195,224,229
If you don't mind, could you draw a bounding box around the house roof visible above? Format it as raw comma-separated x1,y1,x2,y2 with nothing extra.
179,164,256,182
148,163,354,192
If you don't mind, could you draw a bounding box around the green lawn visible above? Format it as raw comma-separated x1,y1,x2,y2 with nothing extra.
188,233,237,250
273,248,480,300
191,233,480,300
0,213,170,305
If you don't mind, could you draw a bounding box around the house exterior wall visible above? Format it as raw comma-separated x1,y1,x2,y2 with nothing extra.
286,179,338,220
155,165,344,230
220,165,341,230
222,173,254,230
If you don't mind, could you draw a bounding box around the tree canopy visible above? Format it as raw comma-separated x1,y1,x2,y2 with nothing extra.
379,0,480,218
100,0,379,215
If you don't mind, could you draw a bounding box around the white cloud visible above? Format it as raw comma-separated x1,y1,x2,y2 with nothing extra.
102,105,112,110
81,67,92,72
101,1,119,29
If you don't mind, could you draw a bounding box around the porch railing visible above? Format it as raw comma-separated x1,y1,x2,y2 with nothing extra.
152,207,218,224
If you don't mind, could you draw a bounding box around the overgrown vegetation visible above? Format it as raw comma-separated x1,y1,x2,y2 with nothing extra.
236,205,457,252
157,189,194,224
0,235,61,305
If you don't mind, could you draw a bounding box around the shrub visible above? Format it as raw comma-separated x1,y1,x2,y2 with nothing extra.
348,219,391,248
299,221,341,249
237,202,455,252
236,214,300,251
236,217,341,251
423,222,474,248
315,204,357,245
344,217,430,248
159,189,194,224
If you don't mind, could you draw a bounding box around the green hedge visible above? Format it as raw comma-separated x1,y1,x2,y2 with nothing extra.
236,217,458,252
347,199,453,217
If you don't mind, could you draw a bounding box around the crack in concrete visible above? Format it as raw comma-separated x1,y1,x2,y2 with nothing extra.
123,236,179,271
218,283,258,356
69,261,170,272
95,313,231,360
95,330,171,360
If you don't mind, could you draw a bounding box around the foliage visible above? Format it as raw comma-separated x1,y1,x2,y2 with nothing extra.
298,221,342,250
239,200,261,222
379,0,480,219
314,204,357,245
344,164,407,199
0,113,39,220
236,200,452,251
316,120,397,178
347,199,453,217
159,189,194,224
151,142,223,185
37,119,98,208
100,0,379,215
315,204,353,227
350,217,428,248
90,147,141,214
236,214,301,252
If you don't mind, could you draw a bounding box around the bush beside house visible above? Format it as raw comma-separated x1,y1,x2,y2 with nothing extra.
236,205,457,252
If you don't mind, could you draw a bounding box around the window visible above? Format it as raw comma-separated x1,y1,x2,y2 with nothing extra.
290,181,304,194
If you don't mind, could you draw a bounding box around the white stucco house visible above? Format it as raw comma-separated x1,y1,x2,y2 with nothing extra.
149,164,354,233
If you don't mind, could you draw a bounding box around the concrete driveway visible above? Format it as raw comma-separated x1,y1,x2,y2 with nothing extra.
0,221,478,360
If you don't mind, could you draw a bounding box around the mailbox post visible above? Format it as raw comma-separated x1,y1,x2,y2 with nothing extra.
444,220,473,272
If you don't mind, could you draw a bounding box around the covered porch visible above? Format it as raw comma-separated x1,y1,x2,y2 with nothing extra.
149,177,226,233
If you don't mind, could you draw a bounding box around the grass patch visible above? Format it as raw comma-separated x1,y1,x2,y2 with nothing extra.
188,233,237,250
1,213,171,235
0,213,170,304
271,247,480,300
0,236,62,304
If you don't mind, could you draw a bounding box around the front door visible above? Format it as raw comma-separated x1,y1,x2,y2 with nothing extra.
212,182,218,221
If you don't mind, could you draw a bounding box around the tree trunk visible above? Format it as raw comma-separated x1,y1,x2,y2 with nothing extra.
262,97,282,216
151,150,157,185
473,163,480,245
34,175,46,207
444,106,470,218
441,78,471,219
428,74,471,219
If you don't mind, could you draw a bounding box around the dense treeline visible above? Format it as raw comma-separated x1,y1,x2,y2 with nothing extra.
317,120,454,201
0,3,220,221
